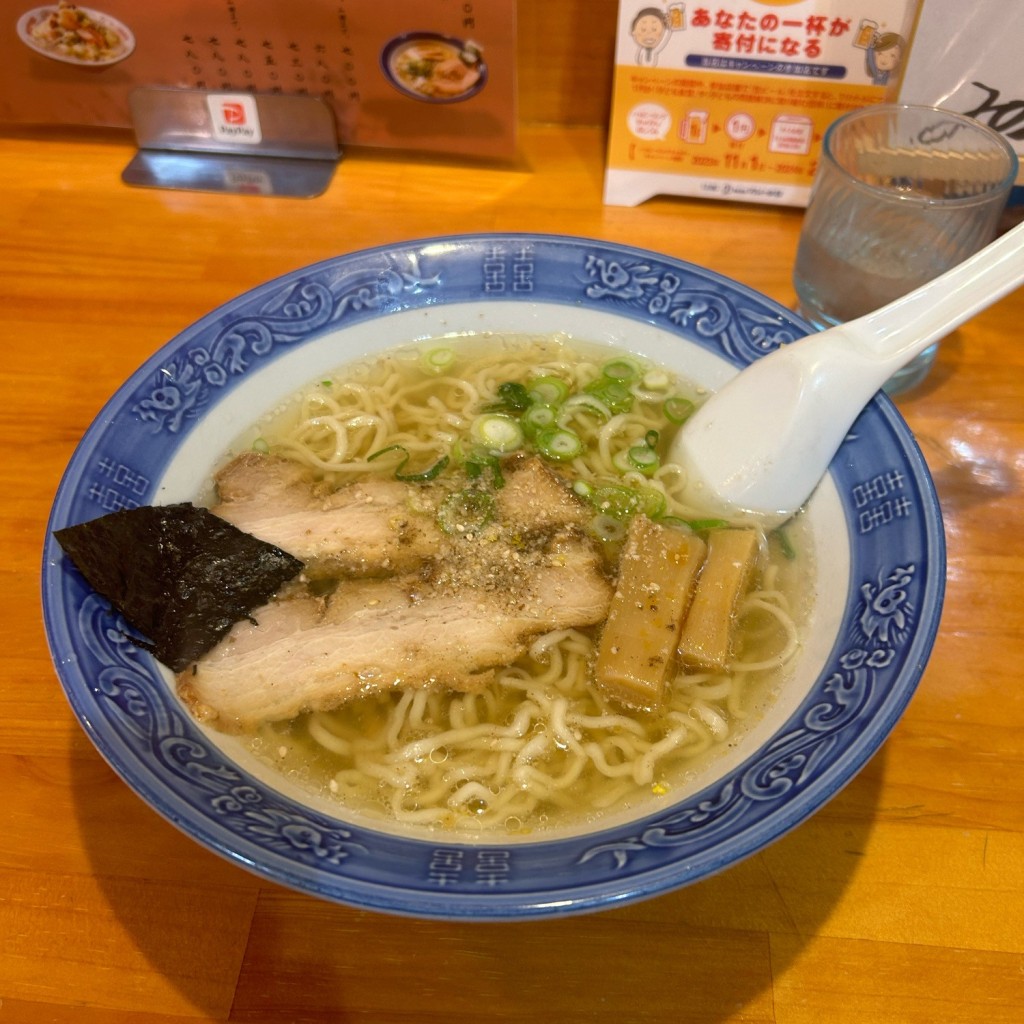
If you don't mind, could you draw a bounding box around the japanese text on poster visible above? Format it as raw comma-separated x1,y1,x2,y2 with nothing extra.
605,0,919,207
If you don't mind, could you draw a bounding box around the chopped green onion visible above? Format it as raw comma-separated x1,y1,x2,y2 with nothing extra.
638,487,667,519
397,457,449,483
367,444,404,465
367,444,450,483
572,479,594,500
456,442,506,489
613,431,660,476
437,489,495,535
421,347,456,374
583,377,634,414
252,437,270,454
601,357,642,383
580,481,669,523
560,392,612,422
625,445,658,475
527,375,570,405
470,413,524,453
664,396,695,424
627,448,658,474
494,381,531,413
774,525,797,560
521,403,558,437
685,518,732,532
658,515,693,531
588,513,628,544
643,369,670,390
611,450,629,474
535,425,584,462
590,484,641,520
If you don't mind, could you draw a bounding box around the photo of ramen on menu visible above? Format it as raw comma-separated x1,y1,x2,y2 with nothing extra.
0,0,517,158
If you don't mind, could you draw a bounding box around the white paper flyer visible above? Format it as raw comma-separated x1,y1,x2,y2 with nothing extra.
604,0,919,207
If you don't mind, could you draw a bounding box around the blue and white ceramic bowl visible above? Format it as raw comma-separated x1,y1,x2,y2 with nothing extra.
41,234,944,920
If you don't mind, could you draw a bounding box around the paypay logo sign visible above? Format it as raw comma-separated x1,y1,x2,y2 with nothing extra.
206,94,263,145
222,102,246,125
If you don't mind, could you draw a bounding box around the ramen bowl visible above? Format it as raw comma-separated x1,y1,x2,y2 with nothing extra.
42,234,944,920
380,32,487,103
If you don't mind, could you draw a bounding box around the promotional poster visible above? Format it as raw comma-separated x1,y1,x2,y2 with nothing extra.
604,0,919,206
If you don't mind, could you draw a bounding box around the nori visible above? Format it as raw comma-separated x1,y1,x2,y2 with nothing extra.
54,502,304,672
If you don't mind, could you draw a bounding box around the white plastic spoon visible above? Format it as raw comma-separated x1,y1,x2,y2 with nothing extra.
671,218,1024,529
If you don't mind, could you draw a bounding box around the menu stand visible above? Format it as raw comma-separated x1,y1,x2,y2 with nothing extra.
122,87,341,198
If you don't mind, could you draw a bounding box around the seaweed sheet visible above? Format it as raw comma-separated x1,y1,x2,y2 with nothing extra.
55,502,304,672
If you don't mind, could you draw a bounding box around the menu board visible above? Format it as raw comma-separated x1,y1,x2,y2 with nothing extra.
604,0,919,207
0,0,517,158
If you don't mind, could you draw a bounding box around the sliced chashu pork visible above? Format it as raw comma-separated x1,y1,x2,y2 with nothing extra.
495,454,588,533
177,540,612,731
212,452,443,577
211,452,589,577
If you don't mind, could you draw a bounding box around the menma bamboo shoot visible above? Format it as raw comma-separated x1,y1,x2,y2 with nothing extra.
595,516,706,708
677,528,760,672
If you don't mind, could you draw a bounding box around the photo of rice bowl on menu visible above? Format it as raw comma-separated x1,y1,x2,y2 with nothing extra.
17,1,134,66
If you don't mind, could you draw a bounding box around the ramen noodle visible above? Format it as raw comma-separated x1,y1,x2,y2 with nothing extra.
216,334,809,835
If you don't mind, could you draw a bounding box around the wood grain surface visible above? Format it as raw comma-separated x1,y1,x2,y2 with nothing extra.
2,116,1022,1023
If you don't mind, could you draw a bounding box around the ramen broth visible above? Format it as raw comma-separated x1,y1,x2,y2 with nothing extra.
218,334,809,834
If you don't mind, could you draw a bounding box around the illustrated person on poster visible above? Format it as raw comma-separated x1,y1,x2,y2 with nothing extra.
865,32,905,86
630,8,670,66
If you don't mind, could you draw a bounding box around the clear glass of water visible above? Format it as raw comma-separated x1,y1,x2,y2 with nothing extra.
793,104,1018,395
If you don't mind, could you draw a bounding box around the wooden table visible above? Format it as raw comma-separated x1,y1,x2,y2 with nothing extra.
2,125,1022,1024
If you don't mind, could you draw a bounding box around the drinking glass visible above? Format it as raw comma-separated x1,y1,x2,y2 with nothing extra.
793,104,1018,395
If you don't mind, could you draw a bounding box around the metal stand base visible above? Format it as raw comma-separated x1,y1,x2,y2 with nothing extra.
122,88,341,198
